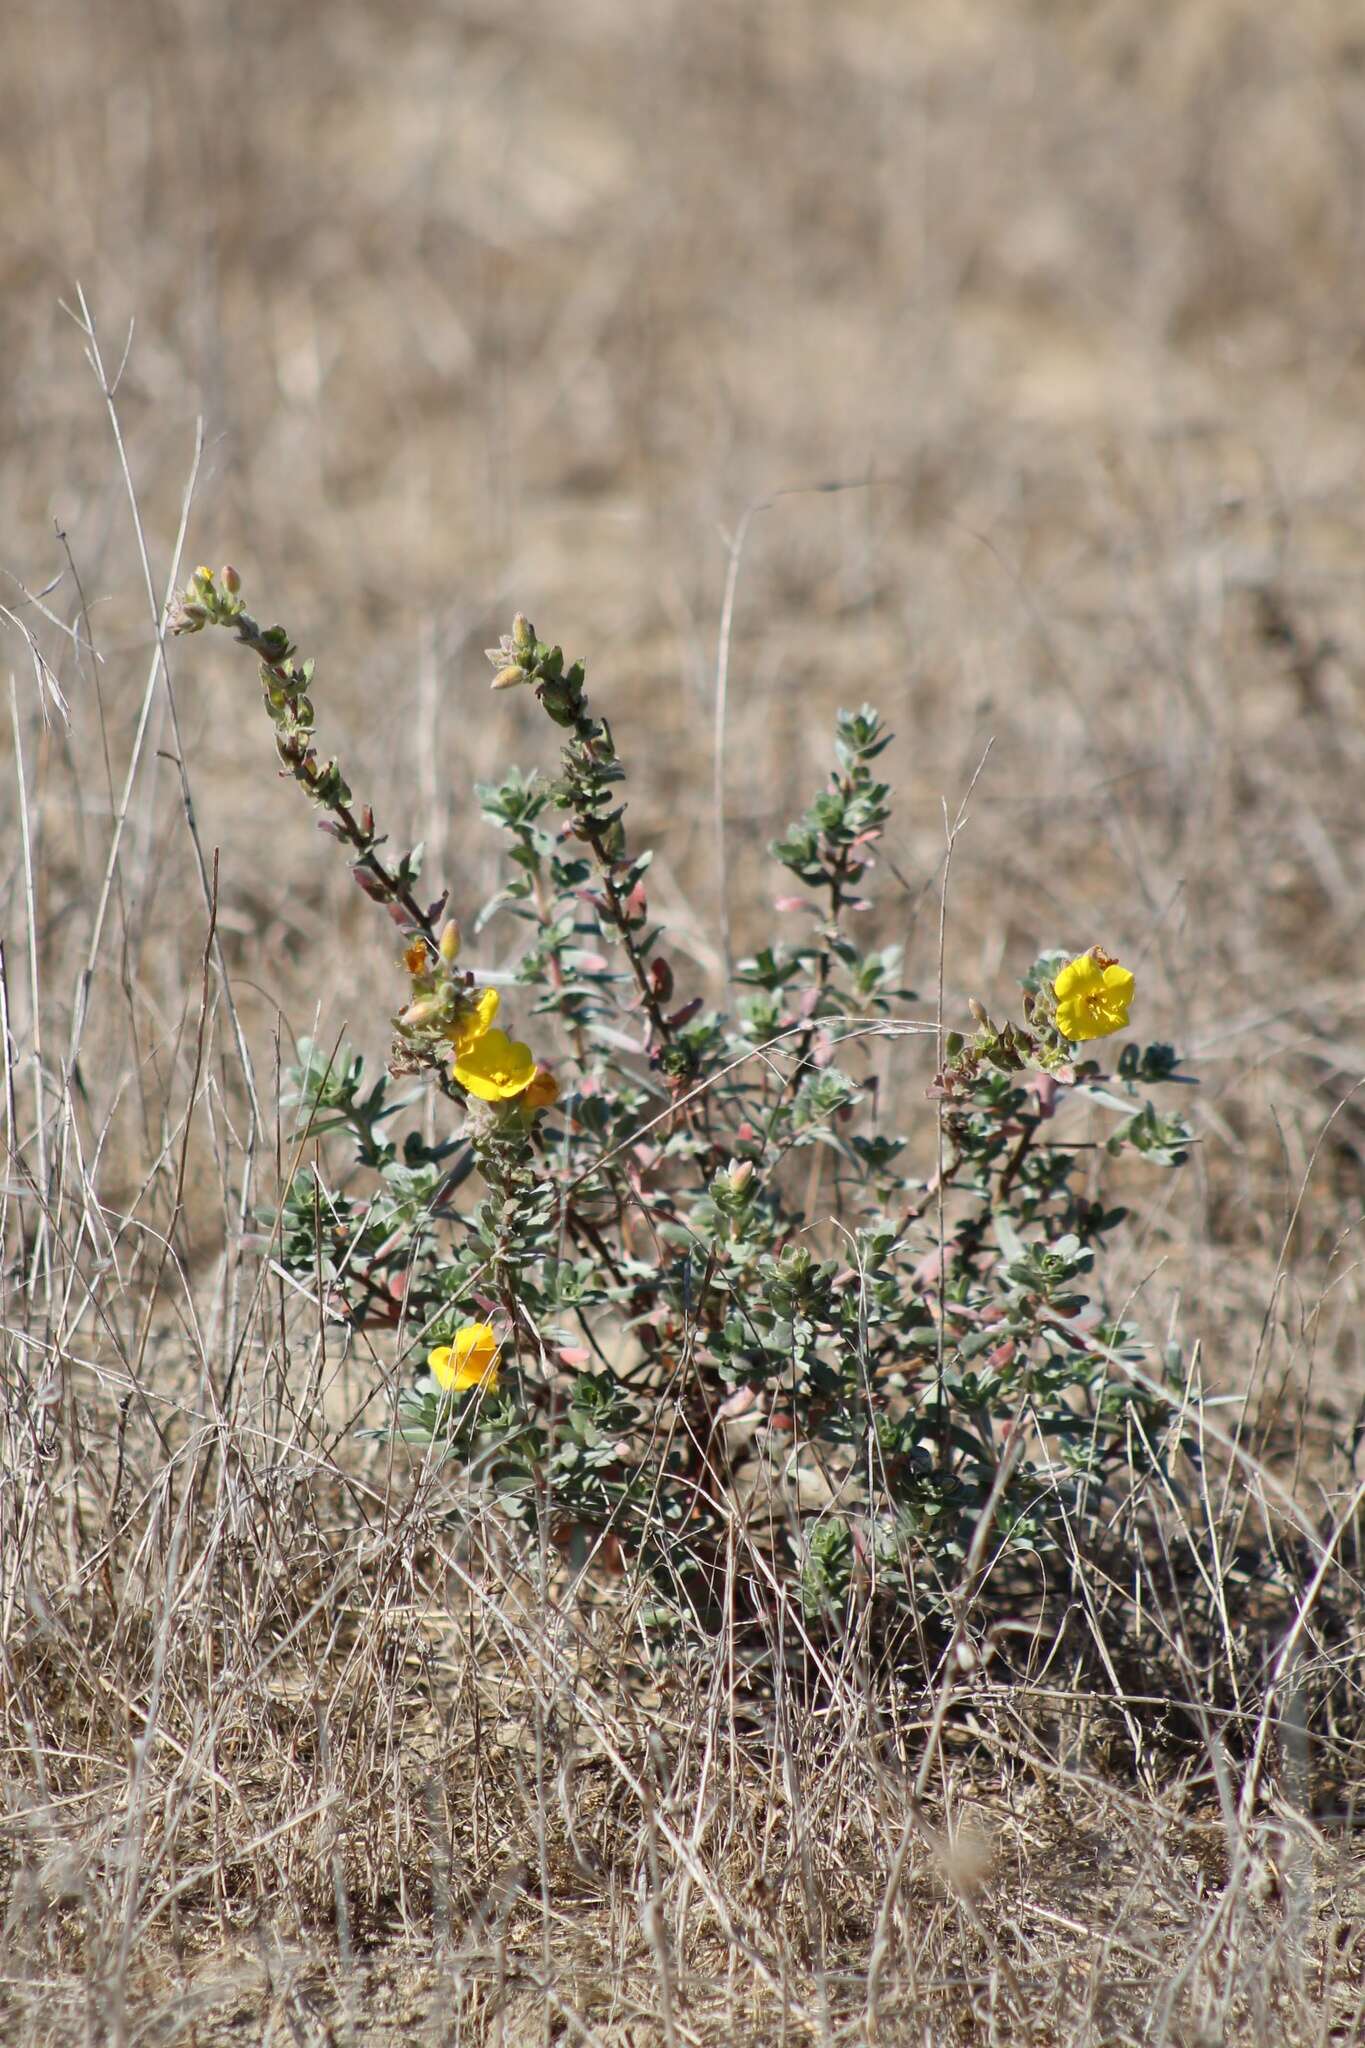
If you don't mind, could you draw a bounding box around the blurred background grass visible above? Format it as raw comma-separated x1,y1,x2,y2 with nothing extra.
5,6,1365,2040
4,0,1364,1415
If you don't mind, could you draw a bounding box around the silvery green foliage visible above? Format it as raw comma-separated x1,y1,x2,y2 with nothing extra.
180,579,1195,1635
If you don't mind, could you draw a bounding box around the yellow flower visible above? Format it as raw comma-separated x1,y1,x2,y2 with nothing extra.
1053,950,1136,1043
448,986,500,1053
428,1323,501,1393
453,1026,536,1100
522,1066,560,1112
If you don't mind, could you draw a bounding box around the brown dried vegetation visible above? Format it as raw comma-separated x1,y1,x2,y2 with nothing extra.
3,2,1365,2041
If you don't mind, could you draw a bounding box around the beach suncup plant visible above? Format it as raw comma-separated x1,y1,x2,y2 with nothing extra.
174,566,1195,1633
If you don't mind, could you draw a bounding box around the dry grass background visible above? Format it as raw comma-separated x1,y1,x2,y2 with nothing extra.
3,0,1365,2041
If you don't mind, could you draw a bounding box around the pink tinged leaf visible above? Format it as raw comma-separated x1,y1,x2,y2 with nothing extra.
797,987,821,1019
1026,1072,1059,1120
716,1385,759,1421
910,1241,960,1291
774,896,818,914
666,998,702,1030
558,1346,592,1368
1049,1304,1100,1336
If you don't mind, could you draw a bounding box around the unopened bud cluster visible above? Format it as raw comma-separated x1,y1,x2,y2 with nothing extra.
486,615,589,728
396,924,472,1045
709,1156,760,1229
170,563,245,634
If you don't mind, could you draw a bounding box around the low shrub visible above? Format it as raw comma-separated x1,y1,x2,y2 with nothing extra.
175,566,1196,1640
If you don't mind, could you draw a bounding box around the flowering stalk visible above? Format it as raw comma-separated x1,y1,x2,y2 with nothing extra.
171,567,443,949
174,571,561,1109
487,618,688,1072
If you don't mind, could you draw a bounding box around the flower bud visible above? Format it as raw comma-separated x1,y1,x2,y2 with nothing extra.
728,1159,755,1195
491,665,526,692
399,995,445,1030
512,614,534,653
438,919,461,965
221,564,241,595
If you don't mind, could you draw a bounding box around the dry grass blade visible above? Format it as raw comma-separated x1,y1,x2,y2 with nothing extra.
3,4,1365,2044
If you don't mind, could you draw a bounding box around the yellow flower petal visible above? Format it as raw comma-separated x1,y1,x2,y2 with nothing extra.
454,1027,537,1101
1053,954,1102,1005
1053,949,1135,1042
449,985,500,1053
428,1323,501,1392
